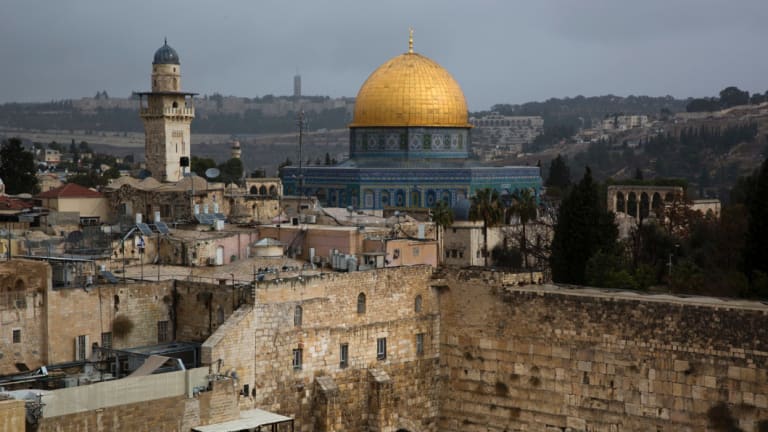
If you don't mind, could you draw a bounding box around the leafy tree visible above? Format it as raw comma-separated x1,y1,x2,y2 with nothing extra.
431,200,454,265
191,156,216,178
0,138,39,194
550,167,618,284
68,171,107,188
545,154,571,191
469,188,505,267
719,86,750,108
218,157,244,185
492,244,522,268
509,189,537,268
744,158,768,284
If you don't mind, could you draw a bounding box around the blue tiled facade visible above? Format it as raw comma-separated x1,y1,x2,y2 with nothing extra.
281,109,544,208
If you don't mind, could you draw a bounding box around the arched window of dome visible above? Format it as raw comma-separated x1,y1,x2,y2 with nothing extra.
357,293,366,314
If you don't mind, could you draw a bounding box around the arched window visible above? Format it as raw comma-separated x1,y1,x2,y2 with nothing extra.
172,101,178,108
414,295,422,313
357,293,366,314
269,185,277,196
294,305,302,326
259,185,267,195
250,186,258,195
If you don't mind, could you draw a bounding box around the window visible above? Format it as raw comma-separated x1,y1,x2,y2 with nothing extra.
357,293,366,314
101,332,112,349
414,295,422,313
376,337,387,360
294,305,303,326
416,333,425,355
413,247,420,257
292,348,303,370
12,329,21,344
75,335,88,361
340,343,349,368
157,320,169,343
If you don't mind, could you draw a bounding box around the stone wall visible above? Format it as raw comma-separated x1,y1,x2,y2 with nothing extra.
0,398,25,432
35,369,237,432
201,305,255,407
249,266,441,431
45,280,174,363
174,280,247,343
438,273,768,432
0,260,50,374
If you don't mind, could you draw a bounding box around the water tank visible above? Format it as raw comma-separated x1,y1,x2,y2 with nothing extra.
214,219,225,231
418,223,425,239
194,204,200,215
154,211,161,223
346,256,358,272
135,213,143,224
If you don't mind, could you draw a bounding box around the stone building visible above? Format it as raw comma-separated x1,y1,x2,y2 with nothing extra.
136,39,196,183
469,112,544,152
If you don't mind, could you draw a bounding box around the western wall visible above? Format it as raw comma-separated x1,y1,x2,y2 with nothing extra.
8,263,768,431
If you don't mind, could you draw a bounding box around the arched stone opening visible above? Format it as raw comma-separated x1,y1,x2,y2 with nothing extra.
616,192,626,213
627,192,638,217
259,185,267,195
269,185,277,196
249,186,258,195
640,192,650,219
652,192,663,216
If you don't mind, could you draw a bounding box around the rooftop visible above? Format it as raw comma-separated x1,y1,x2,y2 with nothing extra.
37,183,102,199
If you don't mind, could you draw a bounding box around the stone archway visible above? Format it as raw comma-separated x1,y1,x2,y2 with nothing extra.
616,191,625,213
396,417,421,432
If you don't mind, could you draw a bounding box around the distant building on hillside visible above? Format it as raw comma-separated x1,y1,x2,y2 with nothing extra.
469,112,544,153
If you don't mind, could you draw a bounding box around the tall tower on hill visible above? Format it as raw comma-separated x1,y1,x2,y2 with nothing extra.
293,74,301,99
136,39,197,182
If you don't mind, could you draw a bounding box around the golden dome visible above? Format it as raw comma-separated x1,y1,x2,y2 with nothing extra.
350,50,470,128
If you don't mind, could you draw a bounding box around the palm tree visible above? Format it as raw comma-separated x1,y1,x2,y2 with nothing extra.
509,188,538,268
469,188,504,267
431,200,454,265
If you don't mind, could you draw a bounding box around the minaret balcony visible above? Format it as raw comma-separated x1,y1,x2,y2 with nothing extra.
140,107,195,118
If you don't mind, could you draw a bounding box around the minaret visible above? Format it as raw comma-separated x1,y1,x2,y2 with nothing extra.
231,140,241,159
137,39,197,182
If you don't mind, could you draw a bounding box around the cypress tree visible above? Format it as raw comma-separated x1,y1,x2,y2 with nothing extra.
550,167,618,284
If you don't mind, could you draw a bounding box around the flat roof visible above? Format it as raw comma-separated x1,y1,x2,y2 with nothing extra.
192,408,293,432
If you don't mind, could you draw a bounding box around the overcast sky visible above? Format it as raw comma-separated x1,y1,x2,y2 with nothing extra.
2,0,767,110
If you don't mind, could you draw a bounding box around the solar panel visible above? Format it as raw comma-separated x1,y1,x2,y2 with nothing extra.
195,214,214,225
137,223,153,236
213,213,226,221
100,271,118,284
155,221,170,234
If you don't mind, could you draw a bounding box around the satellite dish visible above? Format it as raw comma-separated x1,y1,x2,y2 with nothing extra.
205,168,220,179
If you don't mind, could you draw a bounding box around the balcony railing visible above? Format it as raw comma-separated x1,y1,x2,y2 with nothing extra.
140,107,195,117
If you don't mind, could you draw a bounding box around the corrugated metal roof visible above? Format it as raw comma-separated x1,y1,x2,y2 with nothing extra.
192,408,292,432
